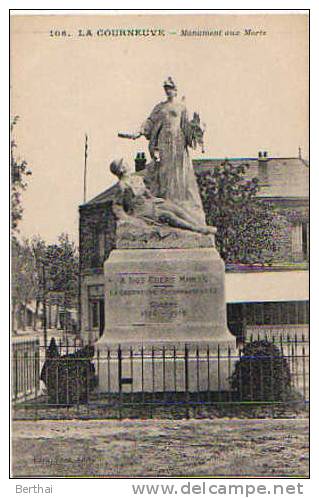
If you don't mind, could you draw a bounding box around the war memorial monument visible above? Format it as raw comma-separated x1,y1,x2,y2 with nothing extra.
95,77,237,392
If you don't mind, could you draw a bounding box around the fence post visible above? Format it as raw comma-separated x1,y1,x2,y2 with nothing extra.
66,354,69,406
56,356,59,406
196,346,200,403
207,345,210,396
173,346,177,394
106,348,110,401
239,348,243,402
86,356,90,411
97,348,100,388
184,344,190,419
14,349,18,402
23,349,28,402
270,345,274,402
294,333,299,390
35,340,40,395
217,344,221,402
130,346,134,414
130,346,133,397
45,348,49,405
227,345,232,402
26,342,30,396
302,345,306,401
280,333,286,402
72,355,77,413
287,333,292,382
162,346,166,394
107,348,111,405
141,346,144,403
150,346,155,419
249,346,253,401
118,345,122,420
290,340,298,392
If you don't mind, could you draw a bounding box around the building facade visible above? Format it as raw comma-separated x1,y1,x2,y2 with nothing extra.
79,152,309,344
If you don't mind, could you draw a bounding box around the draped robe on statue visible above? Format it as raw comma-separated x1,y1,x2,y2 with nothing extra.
141,99,206,226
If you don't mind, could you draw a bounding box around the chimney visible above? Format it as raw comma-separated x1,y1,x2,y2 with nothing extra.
258,150,269,186
135,152,147,172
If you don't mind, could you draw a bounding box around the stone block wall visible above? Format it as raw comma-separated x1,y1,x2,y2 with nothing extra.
79,202,116,272
265,203,309,263
79,202,116,343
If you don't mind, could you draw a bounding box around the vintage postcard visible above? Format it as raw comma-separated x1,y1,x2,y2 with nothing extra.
10,11,309,480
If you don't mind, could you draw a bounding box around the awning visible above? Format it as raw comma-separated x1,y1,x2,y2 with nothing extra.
225,270,309,303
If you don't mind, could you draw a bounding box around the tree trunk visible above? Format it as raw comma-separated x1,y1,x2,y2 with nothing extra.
22,302,27,331
55,304,58,328
12,302,17,334
34,299,40,331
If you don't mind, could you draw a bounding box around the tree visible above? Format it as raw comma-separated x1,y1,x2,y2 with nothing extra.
21,234,79,331
42,234,79,332
11,238,38,331
44,233,79,307
196,160,278,264
12,234,79,332
30,235,47,327
11,116,32,235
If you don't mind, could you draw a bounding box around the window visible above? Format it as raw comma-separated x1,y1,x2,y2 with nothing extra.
291,223,303,260
228,301,309,330
91,301,99,329
302,222,309,260
89,299,105,336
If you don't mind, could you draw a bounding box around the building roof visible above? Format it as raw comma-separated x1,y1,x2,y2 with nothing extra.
81,156,309,207
193,156,309,199
80,182,121,207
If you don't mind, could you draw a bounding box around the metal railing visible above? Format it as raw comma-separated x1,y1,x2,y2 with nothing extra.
12,333,309,419
11,337,40,403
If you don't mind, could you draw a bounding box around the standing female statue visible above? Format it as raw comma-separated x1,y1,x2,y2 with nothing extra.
119,77,207,226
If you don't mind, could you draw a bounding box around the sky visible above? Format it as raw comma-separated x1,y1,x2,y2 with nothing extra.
11,13,309,244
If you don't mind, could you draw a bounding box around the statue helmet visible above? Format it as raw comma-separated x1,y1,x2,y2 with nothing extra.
110,158,127,177
163,76,177,90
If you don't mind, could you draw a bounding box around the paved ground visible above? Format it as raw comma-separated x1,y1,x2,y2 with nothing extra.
12,418,309,478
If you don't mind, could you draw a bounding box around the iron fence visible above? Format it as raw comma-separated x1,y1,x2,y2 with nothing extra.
44,335,84,356
12,337,40,403
12,332,309,419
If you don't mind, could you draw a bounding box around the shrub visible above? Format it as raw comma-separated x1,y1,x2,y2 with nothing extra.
230,340,292,401
40,338,97,405
195,162,278,264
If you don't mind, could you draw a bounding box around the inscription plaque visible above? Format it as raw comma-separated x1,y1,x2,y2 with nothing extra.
99,247,236,346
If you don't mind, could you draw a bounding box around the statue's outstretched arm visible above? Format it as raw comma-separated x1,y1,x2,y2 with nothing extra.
118,132,141,140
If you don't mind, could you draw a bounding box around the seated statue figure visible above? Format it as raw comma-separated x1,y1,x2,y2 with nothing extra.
109,158,214,236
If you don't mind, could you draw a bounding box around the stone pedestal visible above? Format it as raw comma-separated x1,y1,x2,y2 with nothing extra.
99,247,235,346
95,245,237,392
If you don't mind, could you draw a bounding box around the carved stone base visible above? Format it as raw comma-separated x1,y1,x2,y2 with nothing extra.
98,247,235,345
95,247,237,392
116,218,216,250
